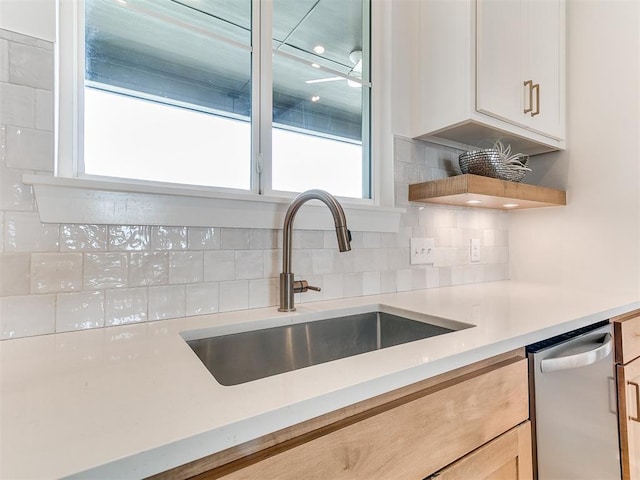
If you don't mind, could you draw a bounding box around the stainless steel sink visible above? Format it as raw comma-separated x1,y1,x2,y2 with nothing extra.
185,309,472,386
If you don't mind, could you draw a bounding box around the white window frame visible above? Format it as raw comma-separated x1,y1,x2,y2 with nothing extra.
26,0,402,232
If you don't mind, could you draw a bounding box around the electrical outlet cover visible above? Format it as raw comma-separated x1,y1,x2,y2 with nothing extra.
470,238,481,263
411,238,435,265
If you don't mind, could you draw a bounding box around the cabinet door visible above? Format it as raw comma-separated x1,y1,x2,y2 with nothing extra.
476,0,564,139
476,0,527,128
526,0,563,139
428,421,533,480
211,358,529,480
618,356,640,480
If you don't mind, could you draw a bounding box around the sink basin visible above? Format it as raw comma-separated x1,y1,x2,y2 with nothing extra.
185,308,472,386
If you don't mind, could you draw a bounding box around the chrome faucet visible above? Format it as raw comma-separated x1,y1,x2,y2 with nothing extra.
279,189,351,312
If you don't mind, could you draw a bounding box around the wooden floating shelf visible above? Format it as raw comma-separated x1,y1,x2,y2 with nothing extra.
408,174,566,210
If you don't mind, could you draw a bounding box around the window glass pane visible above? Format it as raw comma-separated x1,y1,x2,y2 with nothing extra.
84,0,252,189
272,0,370,199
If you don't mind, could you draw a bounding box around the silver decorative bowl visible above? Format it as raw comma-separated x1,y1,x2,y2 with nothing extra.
459,149,530,182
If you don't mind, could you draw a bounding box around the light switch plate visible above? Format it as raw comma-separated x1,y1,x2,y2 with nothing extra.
470,238,481,263
411,238,435,265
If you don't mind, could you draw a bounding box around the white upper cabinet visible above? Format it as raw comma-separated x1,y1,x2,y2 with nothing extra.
411,0,565,155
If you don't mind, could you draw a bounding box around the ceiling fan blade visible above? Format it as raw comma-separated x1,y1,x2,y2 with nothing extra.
305,76,343,84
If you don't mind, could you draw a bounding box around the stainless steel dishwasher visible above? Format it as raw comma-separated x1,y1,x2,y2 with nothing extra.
527,321,621,480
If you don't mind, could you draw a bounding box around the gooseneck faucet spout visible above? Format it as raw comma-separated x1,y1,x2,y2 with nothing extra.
279,189,351,312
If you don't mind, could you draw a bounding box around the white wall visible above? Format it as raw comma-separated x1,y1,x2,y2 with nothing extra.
0,0,55,42
509,0,640,295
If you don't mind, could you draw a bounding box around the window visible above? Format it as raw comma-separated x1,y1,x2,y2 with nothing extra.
80,0,371,199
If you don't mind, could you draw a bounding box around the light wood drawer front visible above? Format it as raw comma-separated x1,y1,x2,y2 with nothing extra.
218,358,529,480
614,309,640,364
427,421,533,480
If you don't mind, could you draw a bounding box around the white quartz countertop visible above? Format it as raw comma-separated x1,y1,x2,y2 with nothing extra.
1,281,638,479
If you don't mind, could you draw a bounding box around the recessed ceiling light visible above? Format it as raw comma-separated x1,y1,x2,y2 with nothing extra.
311,95,320,102
503,203,519,208
466,200,482,204
313,45,325,55
311,63,320,68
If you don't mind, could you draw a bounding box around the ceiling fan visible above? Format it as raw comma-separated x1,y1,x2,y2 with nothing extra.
305,50,363,88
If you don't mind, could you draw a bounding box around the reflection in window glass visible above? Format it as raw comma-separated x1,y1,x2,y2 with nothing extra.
272,0,370,199
82,0,371,197
83,0,252,189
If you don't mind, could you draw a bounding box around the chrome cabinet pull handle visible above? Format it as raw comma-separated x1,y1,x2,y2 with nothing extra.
523,80,533,114
532,83,541,116
629,381,640,422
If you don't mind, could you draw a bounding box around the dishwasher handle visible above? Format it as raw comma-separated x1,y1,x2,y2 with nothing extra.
540,333,612,373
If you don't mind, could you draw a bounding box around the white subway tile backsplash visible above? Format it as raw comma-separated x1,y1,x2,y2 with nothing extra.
248,278,277,309
35,89,53,131
439,267,452,287
84,252,128,289
108,225,151,251
0,211,4,252
187,227,220,250
152,226,187,250
412,267,427,290
263,249,281,278
311,248,334,275
250,229,278,249
0,166,34,211
301,230,324,249
56,290,104,333
4,211,59,252
380,271,397,294
321,273,343,300
169,251,203,284
60,224,107,251
220,228,251,250
5,126,53,171
0,253,30,296
343,272,363,298
0,82,34,128
396,269,413,292
105,287,148,326
148,285,186,320
347,231,364,249
362,232,381,249
362,271,381,296
292,249,313,276
203,250,235,281
219,280,248,312
426,267,439,288
394,182,410,207
0,294,55,339
1,125,6,166
0,39,8,83
30,253,82,293
353,248,375,273
129,252,169,287
186,282,218,316
8,42,53,90
235,250,264,280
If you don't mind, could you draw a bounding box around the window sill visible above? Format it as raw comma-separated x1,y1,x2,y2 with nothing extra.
24,175,405,232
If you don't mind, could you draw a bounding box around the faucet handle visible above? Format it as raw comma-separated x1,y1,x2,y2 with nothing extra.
293,280,322,293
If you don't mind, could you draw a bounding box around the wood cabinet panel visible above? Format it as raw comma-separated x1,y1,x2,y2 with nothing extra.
614,309,640,364
207,358,528,480
618,356,640,480
428,421,532,480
